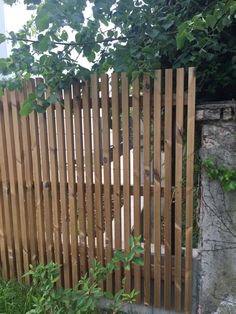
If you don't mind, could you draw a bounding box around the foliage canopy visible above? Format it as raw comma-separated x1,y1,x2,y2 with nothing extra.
1,0,236,112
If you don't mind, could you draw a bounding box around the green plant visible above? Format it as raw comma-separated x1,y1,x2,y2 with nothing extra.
0,280,32,313
24,262,65,314
203,159,236,192
19,235,144,314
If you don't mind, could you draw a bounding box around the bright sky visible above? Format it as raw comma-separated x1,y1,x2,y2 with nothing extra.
4,2,33,34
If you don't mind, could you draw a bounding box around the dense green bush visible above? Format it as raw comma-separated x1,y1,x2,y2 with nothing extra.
0,0,236,113
0,236,144,314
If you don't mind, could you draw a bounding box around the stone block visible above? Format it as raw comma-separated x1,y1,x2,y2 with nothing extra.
203,109,221,120
196,110,204,121
222,108,232,121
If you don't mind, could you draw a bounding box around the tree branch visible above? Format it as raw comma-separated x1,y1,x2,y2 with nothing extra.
5,35,134,47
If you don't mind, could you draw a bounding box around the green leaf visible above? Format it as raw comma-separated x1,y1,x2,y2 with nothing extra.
104,291,114,300
124,264,130,271
36,82,47,97
87,51,96,62
47,94,57,104
128,236,134,247
107,30,114,37
20,92,36,116
35,13,50,32
206,14,216,29
37,35,50,52
61,30,68,41
20,100,33,116
132,256,144,266
135,246,144,254
127,251,135,261
75,32,81,43
176,29,187,50
0,33,6,44
97,34,104,42
113,250,125,262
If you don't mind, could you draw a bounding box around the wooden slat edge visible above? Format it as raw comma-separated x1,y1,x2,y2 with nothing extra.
185,67,196,314
174,68,184,311
153,70,162,307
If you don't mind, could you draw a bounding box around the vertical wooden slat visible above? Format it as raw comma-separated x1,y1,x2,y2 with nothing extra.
47,104,63,286
11,90,30,282
2,90,23,281
64,87,79,287
174,68,184,311
153,70,162,307
27,80,46,266
19,86,37,267
91,74,104,269
112,73,121,292
73,83,87,276
37,80,53,264
143,74,151,305
101,74,113,292
121,72,131,292
83,80,95,267
133,77,141,303
164,69,173,309
0,97,12,279
0,173,8,280
185,67,196,314
56,101,71,288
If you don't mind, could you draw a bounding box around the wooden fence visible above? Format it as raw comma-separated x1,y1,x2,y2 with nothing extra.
0,68,196,313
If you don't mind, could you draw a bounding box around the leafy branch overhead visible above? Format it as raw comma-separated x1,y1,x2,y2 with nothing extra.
1,0,236,113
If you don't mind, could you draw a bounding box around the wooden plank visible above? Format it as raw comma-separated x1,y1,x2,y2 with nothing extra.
2,92,22,279
131,255,186,281
56,100,71,288
42,181,173,199
27,80,46,266
101,74,113,292
82,80,95,267
112,73,121,292
0,98,11,279
121,72,131,292
74,94,188,109
185,67,196,314
91,74,104,270
47,104,63,286
164,69,173,310
132,77,141,303
11,90,30,283
0,178,8,280
2,90,23,282
64,87,79,287
153,70,162,308
37,79,53,264
19,86,37,267
73,83,87,276
174,68,184,311
143,74,151,305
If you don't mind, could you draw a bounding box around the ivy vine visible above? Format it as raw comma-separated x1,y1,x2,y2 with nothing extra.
203,159,236,192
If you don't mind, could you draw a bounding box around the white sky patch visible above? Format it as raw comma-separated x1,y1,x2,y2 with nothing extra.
3,1,92,69
4,2,34,34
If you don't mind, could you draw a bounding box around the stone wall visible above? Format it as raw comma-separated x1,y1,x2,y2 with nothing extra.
196,103,236,313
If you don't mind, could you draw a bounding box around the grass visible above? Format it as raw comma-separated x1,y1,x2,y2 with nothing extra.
0,281,32,314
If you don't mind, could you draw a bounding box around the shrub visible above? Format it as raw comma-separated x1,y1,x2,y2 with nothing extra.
0,235,144,314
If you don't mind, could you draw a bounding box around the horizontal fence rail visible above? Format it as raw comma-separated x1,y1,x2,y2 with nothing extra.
0,68,196,313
